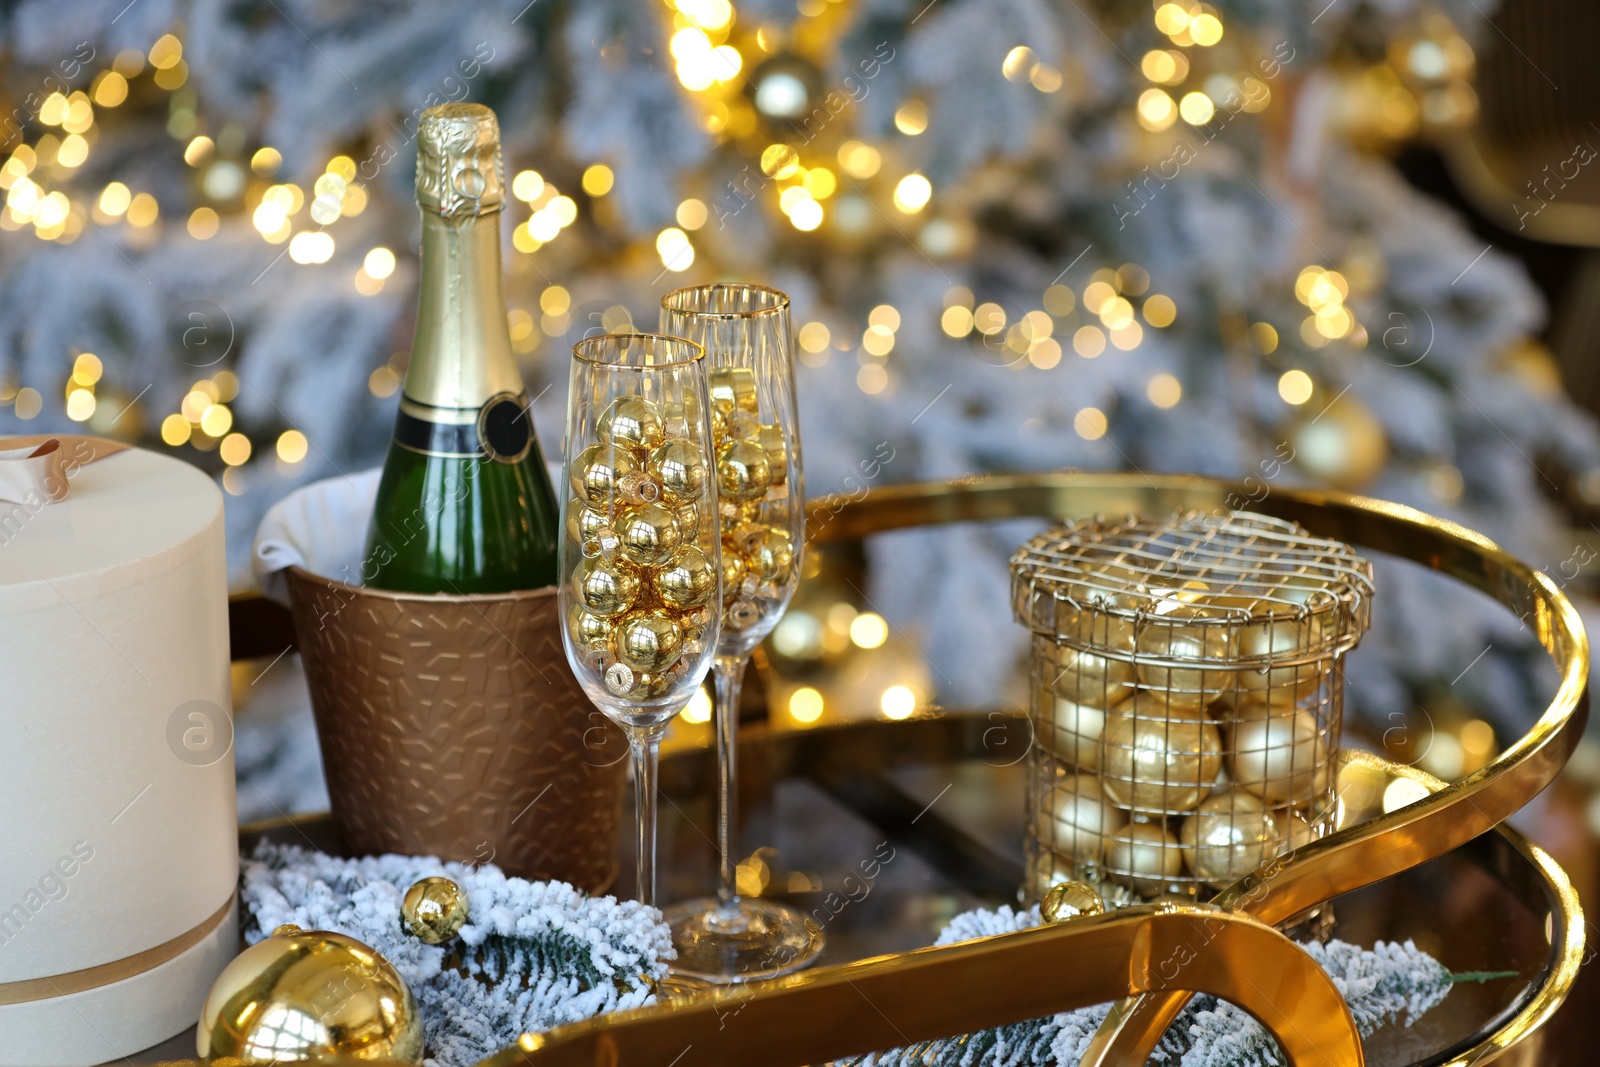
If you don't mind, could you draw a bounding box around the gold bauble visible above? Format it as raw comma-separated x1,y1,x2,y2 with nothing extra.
569,443,637,505
1041,693,1117,771
1034,771,1125,861
725,409,762,441
758,424,788,485
597,394,665,454
743,526,795,583
401,876,469,945
719,538,747,596
1178,791,1278,888
674,503,702,540
1228,704,1330,806
1051,645,1138,707
616,503,681,567
1236,613,1329,701
573,556,641,617
1100,696,1223,814
616,609,684,673
566,498,611,547
197,924,422,1064
1134,623,1229,706
1104,822,1183,897
708,366,759,414
650,439,708,505
1062,568,1148,649
660,394,702,439
1288,393,1387,492
717,439,771,502
654,546,718,611
1040,880,1105,922
567,603,615,655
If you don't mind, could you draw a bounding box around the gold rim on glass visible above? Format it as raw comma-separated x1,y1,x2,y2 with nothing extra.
570,332,705,368
661,283,790,319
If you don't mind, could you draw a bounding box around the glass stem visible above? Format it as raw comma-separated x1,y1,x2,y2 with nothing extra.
624,722,666,908
713,653,749,914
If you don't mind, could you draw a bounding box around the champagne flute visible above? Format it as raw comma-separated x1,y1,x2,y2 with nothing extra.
559,333,722,906
659,283,821,982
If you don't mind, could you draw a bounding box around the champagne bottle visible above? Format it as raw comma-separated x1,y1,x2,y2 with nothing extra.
363,103,559,593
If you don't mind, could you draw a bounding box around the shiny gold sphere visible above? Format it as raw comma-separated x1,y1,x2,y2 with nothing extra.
1034,771,1125,861
650,439,708,505
1041,880,1106,922
716,439,771,503
401,876,469,944
1041,692,1116,771
616,610,684,673
758,424,788,485
708,365,759,414
1228,704,1330,806
1178,791,1278,888
573,556,641,617
566,498,611,546
197,925,422,1064
1104,822,1184,897
567,603,615,654
654,546,718,611
569,443,636,505
616,503,681,567
1134,622,1230,705
598,394,665,454
742,526,795,584
725,409,762,441
1051,645,1138,707
1100,695,1223,814
674,502,702,540
720,536,748,595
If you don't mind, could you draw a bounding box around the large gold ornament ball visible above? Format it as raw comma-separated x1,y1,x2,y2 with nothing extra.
401,876,469,945
616,502,681,566
650,439,709,505
717,439,772,502
567,603,615,655
1100,696,1223,813
1034,771,1126,861
1228,704,1330,806
598,394,665,454
1104,822,1184,897
573,555,641,617
197,924,422,1064
1051,645,1138,706
566,498,611,547
654,546,718,611
1289,393,1387,492
1042,692,1118,771
743,526,795,584
1178,791,1278,888
708,366,760,414
569,443,636,505
617,610,684,673
1134,623,1229,706
720,538,747,596
674,502,703,540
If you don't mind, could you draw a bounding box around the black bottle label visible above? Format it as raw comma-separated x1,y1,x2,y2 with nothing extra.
392,391,531,462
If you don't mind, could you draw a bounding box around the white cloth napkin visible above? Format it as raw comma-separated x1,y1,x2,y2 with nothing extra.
252,469,380,604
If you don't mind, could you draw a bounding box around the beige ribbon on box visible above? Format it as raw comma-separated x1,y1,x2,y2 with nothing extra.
0,435,130,505
0,890,236,1005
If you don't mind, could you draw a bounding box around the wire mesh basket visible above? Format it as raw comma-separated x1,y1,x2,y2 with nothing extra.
1011,510,1375,905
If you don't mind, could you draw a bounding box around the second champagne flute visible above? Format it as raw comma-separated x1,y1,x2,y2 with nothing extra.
559,333,722,907
659,283,822,982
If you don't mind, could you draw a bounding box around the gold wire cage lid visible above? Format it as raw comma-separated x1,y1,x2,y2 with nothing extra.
1010,510,1375,666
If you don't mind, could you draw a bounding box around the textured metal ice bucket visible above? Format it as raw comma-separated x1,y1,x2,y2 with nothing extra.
284,567,626,893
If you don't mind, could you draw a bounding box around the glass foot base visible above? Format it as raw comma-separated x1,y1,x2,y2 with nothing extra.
663,897,823,984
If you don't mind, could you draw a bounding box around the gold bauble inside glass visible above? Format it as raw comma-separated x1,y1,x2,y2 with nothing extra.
616,502,681,567
617,609,684,673
716,439,772,502
598,394,665,454
651,438,708,505
573,555,641,617
708,365,759,414
569,442,636,505
654,545,718,611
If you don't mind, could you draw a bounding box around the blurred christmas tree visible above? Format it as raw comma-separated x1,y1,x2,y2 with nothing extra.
1,0,1593,744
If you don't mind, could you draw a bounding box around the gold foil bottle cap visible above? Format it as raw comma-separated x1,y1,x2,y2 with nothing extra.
416,103,504,219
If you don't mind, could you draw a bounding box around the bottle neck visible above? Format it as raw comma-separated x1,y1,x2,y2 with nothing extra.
403,208,524,412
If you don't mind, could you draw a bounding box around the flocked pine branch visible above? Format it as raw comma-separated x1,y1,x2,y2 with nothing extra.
241,841,671,1067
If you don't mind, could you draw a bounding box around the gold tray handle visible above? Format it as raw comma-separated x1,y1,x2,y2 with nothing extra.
507,905,1363,1067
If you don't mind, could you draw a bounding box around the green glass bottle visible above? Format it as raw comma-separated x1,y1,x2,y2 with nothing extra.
363,103,559,593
